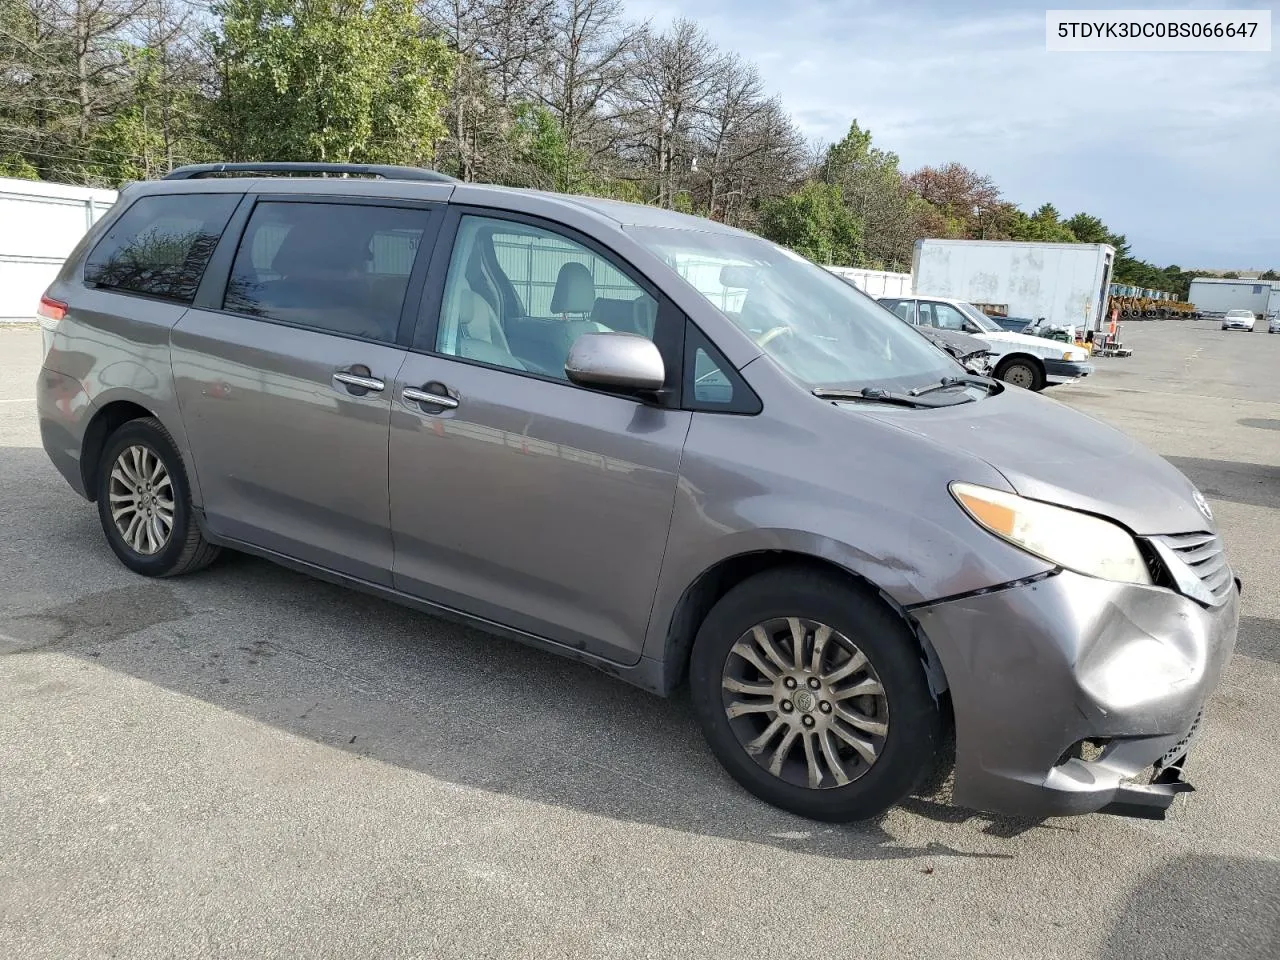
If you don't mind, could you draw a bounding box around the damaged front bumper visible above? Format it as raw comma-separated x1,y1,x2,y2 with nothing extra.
911,569,1240,820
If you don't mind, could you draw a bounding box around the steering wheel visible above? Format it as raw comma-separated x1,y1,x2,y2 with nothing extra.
756,325,794,347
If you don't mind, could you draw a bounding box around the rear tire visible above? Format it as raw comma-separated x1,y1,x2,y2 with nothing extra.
689,568,943,822
995,356,1045,391
95,417,220,577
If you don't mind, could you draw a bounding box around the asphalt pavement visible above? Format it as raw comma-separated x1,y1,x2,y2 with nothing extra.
2,320,1278,959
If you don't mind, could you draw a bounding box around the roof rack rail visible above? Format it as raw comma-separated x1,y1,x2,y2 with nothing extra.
162,162,458,183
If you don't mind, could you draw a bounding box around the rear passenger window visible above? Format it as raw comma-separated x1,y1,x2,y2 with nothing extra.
84,193,239,304
224,201,431,343
887,300,915,323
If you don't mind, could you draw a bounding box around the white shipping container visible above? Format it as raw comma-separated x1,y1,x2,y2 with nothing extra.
822,265,913,298
0,177,117,321
1187,278,1280,319
911,239,1115,332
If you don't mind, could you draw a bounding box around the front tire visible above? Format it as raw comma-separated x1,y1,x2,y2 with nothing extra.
95,417,220,577
995,356,1045,391
689,568,943,822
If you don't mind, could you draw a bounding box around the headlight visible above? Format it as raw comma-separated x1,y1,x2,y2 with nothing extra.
1062,349,1084,361
950,482,1152,585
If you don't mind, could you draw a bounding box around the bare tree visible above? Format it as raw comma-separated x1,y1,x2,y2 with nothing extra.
533,0,643,185
627,18,723,207
474,0,555,104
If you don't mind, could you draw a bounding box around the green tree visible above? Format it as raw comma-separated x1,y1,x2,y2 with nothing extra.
211,0,454,165
1221,271,1240,279
1012,203,1076,242
759,181,861,265
822,121,920,269
1260,269,1279,281
507,103,587,191
0,152,40,179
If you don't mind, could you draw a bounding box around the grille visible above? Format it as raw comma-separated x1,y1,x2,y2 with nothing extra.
1152,532,1234,603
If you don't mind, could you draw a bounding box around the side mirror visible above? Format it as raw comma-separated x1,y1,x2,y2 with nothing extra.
565,332,666,394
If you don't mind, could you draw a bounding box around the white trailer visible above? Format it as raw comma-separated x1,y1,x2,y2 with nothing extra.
0,176,117,322
1187,278,1280,320
912,239,1116,333
823,265,913,298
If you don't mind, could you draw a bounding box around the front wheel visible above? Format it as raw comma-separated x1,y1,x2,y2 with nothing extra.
995,356,1045,391
689,569,944,822
96,417,220,577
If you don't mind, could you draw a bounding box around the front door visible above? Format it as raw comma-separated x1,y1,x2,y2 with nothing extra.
388,211,691,663
172,197,439,584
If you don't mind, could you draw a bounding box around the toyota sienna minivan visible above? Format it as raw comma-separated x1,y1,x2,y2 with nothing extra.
36,162,1240,822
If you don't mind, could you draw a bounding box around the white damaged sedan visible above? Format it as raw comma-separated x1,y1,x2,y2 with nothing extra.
878,294,1094,392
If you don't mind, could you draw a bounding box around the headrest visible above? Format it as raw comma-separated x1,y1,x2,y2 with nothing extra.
550,261,596,314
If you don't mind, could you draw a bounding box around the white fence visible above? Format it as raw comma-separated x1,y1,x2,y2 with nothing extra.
823,265,913,298
0,177,117,321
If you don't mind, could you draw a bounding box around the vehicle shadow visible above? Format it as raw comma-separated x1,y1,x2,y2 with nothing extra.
1163,456,1280,511
0,447,1025,866
1238,418,1280,432
1101,853,1280,960
1237,616,1280,666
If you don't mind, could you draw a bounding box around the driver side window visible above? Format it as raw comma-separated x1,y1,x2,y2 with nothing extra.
428,214,660,381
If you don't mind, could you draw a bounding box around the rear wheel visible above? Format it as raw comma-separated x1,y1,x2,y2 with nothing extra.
689,569,943,822
96,417,220,577
995,356,1045,391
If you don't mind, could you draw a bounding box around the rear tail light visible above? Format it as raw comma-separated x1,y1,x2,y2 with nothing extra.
37,296,68,322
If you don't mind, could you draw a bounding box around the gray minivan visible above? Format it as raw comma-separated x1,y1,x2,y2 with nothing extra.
36,163,1239,822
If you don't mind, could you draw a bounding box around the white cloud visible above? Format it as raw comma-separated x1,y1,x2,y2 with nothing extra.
622,0,1280,268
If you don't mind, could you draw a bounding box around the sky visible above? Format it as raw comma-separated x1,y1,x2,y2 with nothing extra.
624,0,1280,270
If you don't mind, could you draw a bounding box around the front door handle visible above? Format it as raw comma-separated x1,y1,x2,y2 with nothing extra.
403,386,459,410
333,370,385,393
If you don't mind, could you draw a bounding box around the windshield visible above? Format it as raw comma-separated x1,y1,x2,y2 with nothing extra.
1227,310,1253,317
627,226,962,392
954,301,1004,332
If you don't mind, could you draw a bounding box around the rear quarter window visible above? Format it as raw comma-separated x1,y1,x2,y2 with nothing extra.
84,193,240,304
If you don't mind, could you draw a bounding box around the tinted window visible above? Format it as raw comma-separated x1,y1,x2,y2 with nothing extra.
430,214,661,381
84,193,239,303
224,201,431,343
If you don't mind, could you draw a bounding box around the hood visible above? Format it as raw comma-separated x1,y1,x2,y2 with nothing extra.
850,388,1213,536
978,330,1081,357
918,327,989,357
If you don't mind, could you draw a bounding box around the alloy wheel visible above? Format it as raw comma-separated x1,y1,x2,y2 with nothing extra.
720,617,890,790
108,444,175,556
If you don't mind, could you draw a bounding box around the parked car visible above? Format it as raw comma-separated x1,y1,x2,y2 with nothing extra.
1221,309,1256,332
828,276,992,376
37,162,1238,824
1269,316,1280,334
879,295,1094,391
990,316,1034,334
912,325,994,376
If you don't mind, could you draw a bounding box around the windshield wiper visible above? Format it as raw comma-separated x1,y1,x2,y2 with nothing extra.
908,374,996,397
813,387,950,408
